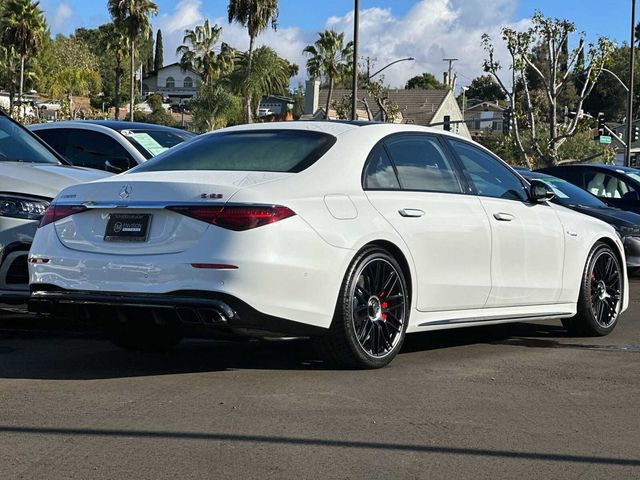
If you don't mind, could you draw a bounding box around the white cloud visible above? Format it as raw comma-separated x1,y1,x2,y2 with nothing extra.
155,0,529,91
49,2,75,33
156,0,308,85
323,0,528,90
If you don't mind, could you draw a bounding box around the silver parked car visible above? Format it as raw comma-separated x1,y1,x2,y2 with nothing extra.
0,112,111,304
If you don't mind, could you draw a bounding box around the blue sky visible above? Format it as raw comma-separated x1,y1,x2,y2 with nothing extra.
39,0,636,89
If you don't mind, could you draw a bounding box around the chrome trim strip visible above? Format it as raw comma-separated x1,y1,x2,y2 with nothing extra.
418,312,573,327
63,201,275,209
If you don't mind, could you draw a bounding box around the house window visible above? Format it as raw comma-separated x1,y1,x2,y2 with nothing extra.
183,77,193,89
166,77,175,89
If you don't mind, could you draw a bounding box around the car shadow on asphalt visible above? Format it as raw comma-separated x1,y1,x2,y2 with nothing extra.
1,424,639,468
0,311,607,380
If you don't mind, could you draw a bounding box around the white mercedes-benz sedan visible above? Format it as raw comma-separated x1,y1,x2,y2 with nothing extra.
28,122,629,368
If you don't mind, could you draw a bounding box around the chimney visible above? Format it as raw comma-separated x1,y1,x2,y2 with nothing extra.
304,80,320,115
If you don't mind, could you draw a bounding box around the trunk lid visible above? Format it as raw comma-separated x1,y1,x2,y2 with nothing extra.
53,170,290,255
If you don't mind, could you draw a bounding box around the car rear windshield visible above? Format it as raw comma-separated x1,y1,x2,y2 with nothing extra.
119,128,195,159
132,130,336,173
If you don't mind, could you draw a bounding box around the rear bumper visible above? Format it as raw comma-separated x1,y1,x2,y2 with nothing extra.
28,286,328,338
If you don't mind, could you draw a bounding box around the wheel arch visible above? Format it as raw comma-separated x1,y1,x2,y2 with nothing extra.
596,236,625,271
584,234,629,312
359,239,414,304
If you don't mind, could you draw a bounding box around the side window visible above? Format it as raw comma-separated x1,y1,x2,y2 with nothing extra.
63,129,134,171
33,128,68,154
384,135,462,193
449,140,527,201
584,170,636,199
363,143,400,189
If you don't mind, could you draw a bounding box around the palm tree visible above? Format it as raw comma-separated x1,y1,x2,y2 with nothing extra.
104,24,129,120
228,46,290,119
191,84,241,131
0,46,21,113
303,30,353,119
0,0,46,109
176,20,236,85
227,0,279,123
108,0,158,121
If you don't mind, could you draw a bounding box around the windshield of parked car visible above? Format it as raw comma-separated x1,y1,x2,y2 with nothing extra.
132,130,336,173
119,128,195,160
621,169,640,184
0,115,61,164
526,174,607,208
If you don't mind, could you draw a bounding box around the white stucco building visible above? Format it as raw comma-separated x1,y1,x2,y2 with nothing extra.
142,63,200,100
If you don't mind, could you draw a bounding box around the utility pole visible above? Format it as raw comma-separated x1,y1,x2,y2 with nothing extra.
351,0,359,121
443,58,458,89
627,0,636,166
364,56,377,83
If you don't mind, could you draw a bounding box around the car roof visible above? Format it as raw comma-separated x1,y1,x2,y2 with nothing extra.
78,120,193,133
30,120,193,134
547,163,638,173
215,120,470,140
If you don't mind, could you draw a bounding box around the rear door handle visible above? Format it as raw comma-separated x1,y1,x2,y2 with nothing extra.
399,208,425,218
493,212,515,222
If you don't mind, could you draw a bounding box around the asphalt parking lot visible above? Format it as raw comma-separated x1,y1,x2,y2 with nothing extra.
0,284,639,479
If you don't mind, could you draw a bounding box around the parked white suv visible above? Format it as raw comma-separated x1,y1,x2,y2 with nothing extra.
0,112,110,304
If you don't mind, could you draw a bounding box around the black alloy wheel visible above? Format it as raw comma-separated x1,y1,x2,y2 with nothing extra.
320,248,409,369
563,242,623,336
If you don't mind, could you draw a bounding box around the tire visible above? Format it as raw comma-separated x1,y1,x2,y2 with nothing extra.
562,242,623,337
319,247,410,369
108,319,183,352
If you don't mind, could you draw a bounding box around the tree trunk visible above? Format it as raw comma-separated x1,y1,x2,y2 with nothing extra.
130,39,135,122
8,85,14,116
325,77,334,120
18,55,25,115
245,35,255,124
114,61,122,120
548,98,558,166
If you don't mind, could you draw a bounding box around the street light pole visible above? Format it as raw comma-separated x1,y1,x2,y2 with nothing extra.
351,0,359,121
461,86,469,117
627,0,636,166
602,68,629,92
368,57,415,81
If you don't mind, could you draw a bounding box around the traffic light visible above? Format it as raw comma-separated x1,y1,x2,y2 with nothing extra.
502,108,512,134
443,115,451,132
633,125,640,143
597,112,605,136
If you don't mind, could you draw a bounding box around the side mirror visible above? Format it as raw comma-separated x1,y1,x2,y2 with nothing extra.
530,179,555,203
105,157,131,173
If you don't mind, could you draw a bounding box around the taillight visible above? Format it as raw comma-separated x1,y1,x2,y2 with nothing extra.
166,206,224,224
38,204,88,228
167,205,295,231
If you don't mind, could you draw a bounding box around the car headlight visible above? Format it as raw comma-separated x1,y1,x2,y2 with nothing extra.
614,225,640,237
0,195,50,221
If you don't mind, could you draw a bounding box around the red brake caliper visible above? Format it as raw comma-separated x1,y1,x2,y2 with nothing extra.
380,291,388,321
